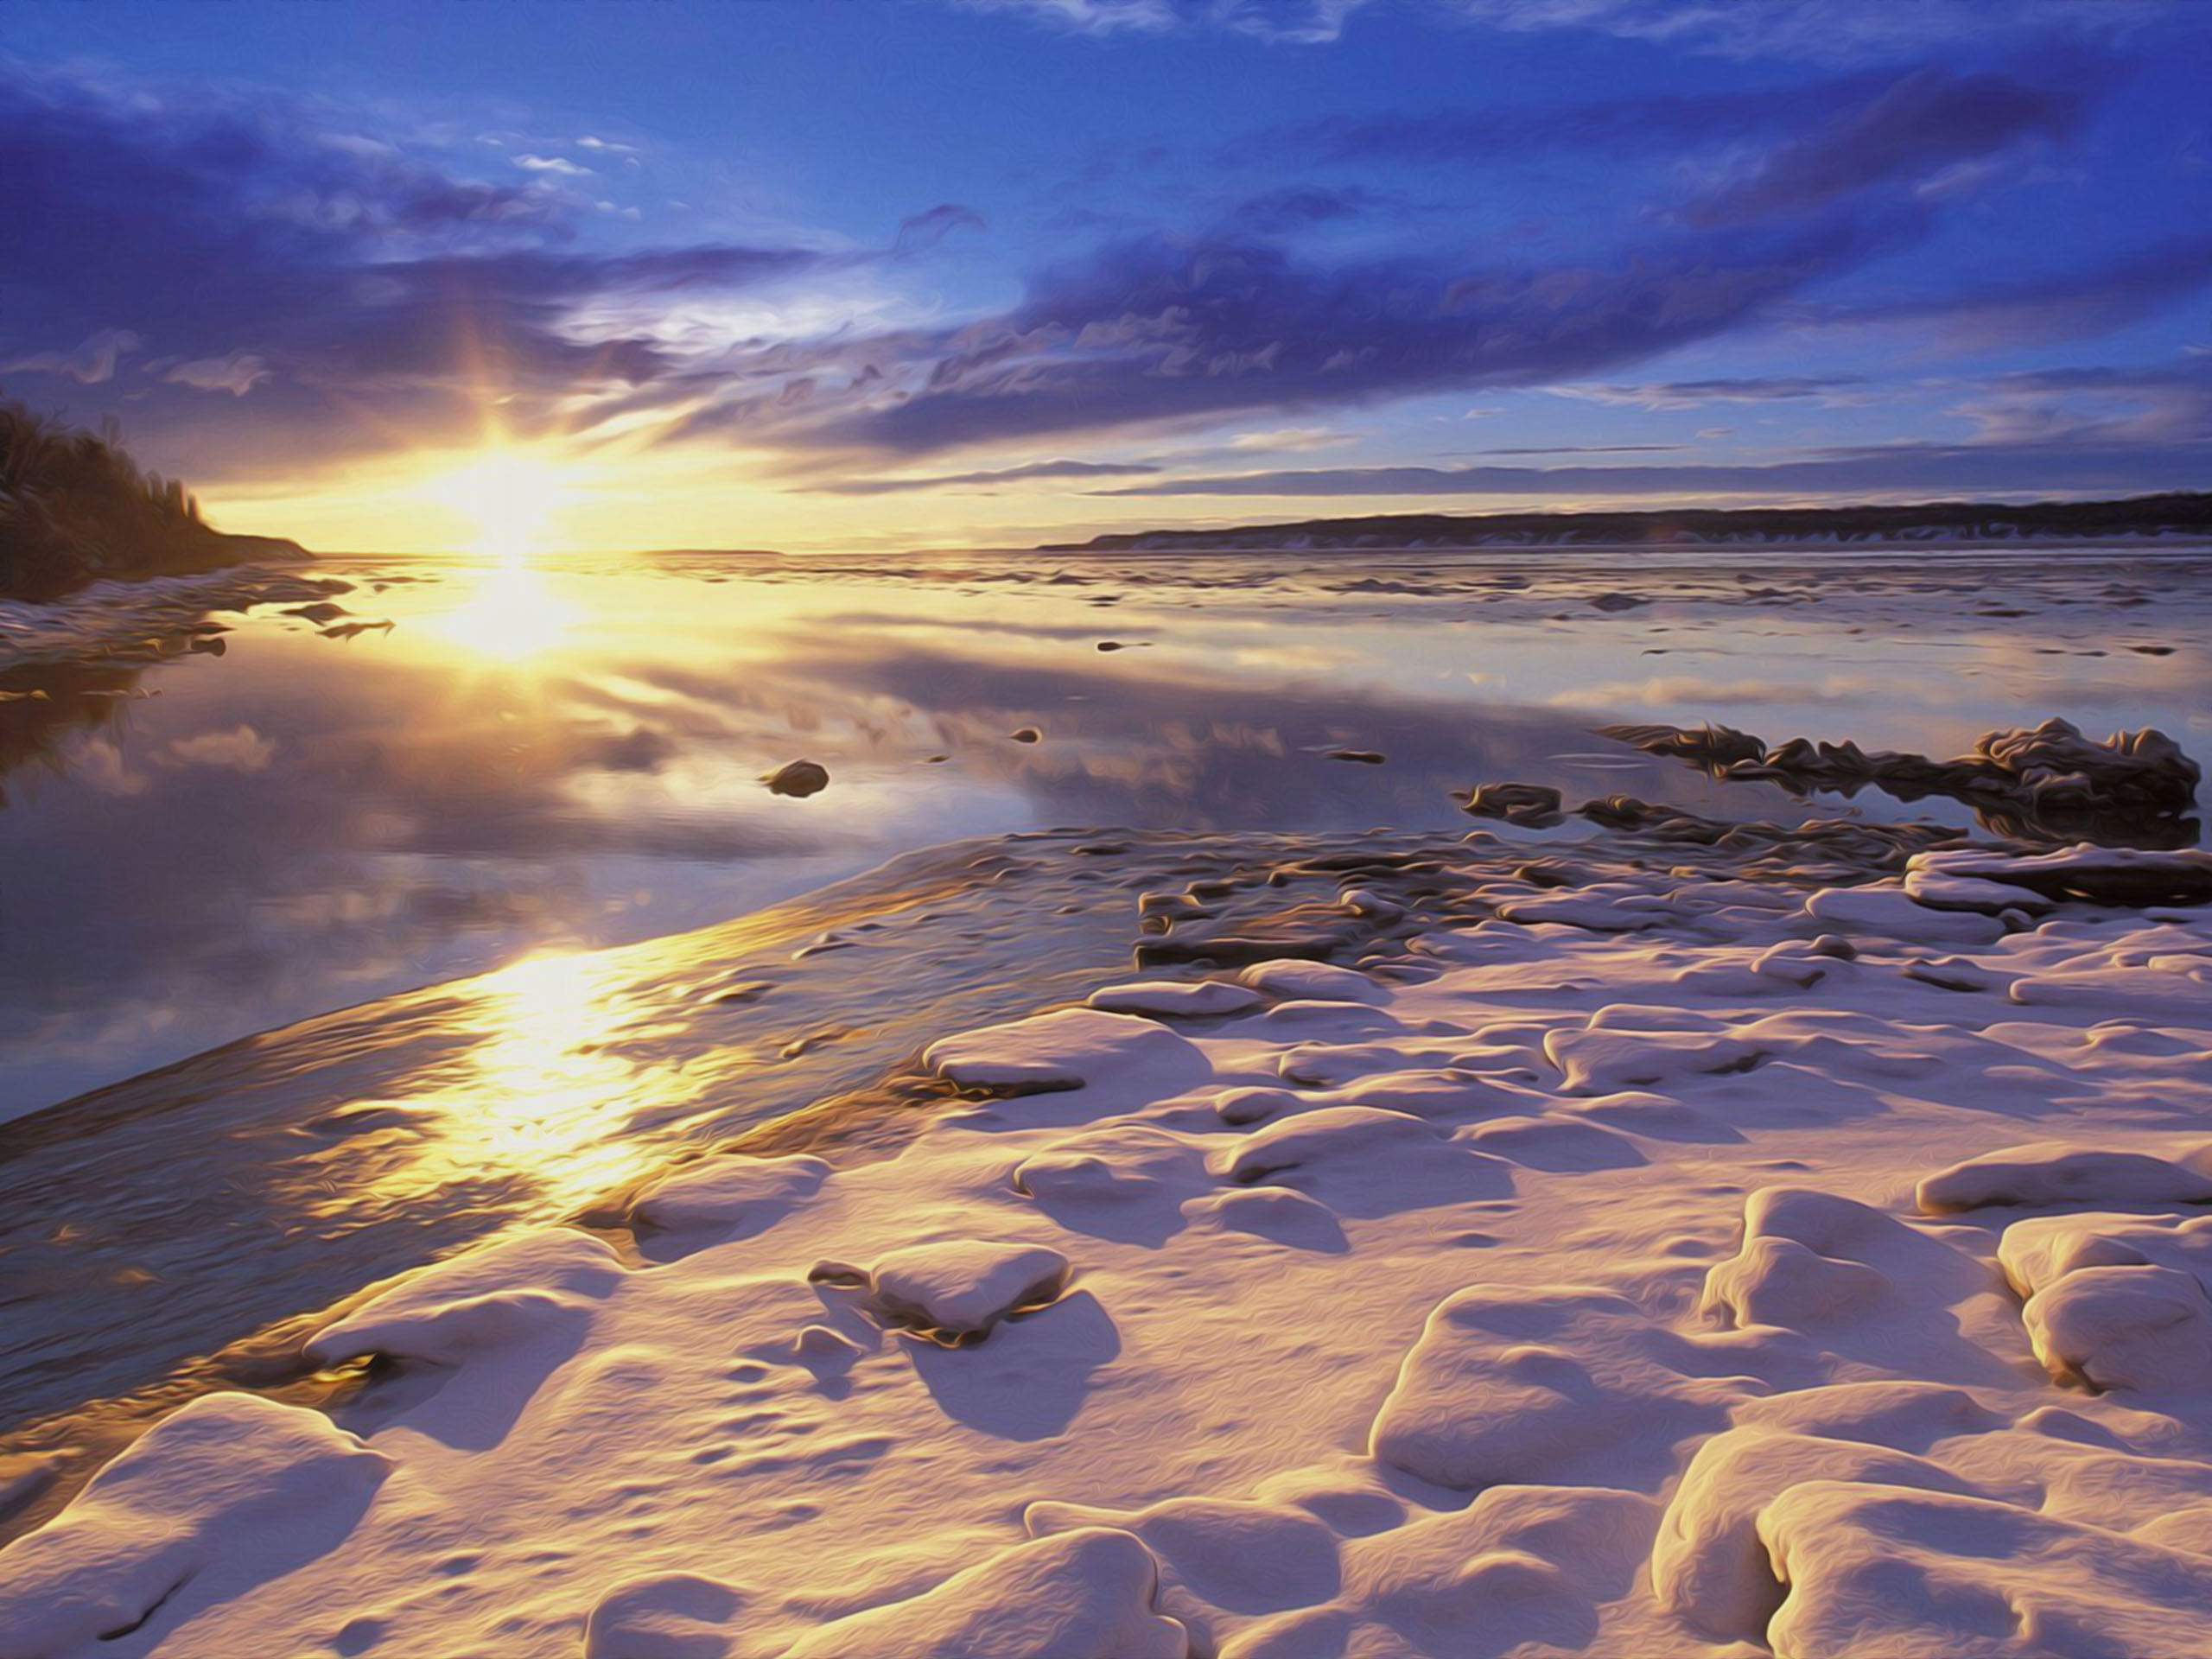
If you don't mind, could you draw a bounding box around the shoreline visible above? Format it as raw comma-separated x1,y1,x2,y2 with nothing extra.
10,819,2212,1652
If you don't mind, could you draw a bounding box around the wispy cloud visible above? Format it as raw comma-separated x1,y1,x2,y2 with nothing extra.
801,458,1162,494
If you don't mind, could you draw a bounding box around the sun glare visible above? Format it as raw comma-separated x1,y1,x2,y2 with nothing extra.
423,449,570,567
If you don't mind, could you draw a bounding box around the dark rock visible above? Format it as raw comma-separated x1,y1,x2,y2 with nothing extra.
764,759,830,798
1459,782,1565,828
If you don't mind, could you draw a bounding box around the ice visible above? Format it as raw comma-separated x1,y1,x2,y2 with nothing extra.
0,1394,387,1658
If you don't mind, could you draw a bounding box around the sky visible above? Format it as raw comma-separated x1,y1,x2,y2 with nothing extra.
2,0,2209,552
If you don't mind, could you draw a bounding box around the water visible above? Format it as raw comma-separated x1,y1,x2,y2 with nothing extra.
0,543,2204,1122
0,542,2205,1510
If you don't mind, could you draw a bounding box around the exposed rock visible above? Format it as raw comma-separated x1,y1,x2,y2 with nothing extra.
763,759,830,798
1459,781,1566,828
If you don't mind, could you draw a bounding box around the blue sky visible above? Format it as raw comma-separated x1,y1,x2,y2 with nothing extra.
3,0,2209,549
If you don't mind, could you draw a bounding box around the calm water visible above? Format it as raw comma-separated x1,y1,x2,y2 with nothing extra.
0,543,2203,1121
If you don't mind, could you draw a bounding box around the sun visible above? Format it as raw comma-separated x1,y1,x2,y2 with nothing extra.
422,449,570,566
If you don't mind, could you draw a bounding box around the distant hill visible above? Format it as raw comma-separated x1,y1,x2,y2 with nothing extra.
1046,491,2212,553
0,400,307,602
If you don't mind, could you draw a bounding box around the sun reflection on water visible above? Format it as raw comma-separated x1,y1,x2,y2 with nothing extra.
408,949,697,1211
428,560,579,659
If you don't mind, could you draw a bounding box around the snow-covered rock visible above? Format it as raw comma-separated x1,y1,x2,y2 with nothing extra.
0,1395,388,1659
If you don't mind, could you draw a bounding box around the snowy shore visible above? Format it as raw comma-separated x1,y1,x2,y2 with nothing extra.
6,831,2212,1657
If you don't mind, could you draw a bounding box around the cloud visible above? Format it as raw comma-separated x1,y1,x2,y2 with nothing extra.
1225,426,1355,450
804,458,1164,494
0,63,830,468
963,0,2196,56
895,202,988,253
1094,441,2212,499
1224,185,1394,232
1548,374,1872,410
793,214,1896,456
1675,67,2077,226
1,327,144,384
1808,232,2212,349
163,352,275,396
1948,361,2212,446
1465,442,1689,454
513,153,594,177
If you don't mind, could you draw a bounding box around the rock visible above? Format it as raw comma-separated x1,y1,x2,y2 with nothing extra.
923,1007,1203,1095
763,759,830,798
811,1240,1071,1342
1010,727,1043,743
1086,979,1264,1019
307,1230,625,1367
1459,782,1566,828
0,1395,390,1658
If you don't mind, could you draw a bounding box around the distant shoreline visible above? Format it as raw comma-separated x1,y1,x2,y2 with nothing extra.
1043,489,2212,554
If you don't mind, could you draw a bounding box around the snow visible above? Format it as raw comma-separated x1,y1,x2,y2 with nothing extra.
10,854,2212,1656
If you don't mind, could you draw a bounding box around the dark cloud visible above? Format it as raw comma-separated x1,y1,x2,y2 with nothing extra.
793,215,1897,455
969,0,2198,59
804,458,1164,494
895,202,989,253
1281,66,2081,228
1810,232,2212,349
1224,185,1395,232
1677,68,2078,226
1462,443,1690,455
0,66,824,470
1550,374,1872,410
1096,441,2212,499
1272,78,1879,168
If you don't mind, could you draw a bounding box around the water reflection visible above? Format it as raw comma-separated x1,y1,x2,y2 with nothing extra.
409,950,698,1211
426,560,577,661
0,544,2202,1119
